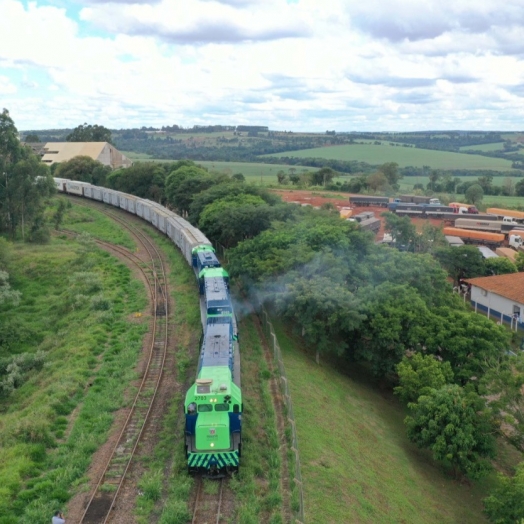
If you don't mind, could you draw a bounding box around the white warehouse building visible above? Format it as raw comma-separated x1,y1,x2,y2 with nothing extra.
465,273,524,331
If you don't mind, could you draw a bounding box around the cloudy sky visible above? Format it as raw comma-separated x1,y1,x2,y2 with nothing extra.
1,0,524,131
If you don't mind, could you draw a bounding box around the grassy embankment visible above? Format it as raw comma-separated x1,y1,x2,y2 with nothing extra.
0,202,147,524
270,318,521,524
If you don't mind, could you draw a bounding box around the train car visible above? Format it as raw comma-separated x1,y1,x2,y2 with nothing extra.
53,177,69,193
101,187,119,206
204,276,233,319
184,320,241,475
65,180,91,196
196,250,221,275
199,267,229,295
120,193,139,215
151,206,169,234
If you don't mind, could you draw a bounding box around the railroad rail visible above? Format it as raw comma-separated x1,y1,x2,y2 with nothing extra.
74,201,170,524
191,477,224,524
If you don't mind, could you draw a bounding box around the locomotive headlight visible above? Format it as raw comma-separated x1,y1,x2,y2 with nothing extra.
210,443,215,447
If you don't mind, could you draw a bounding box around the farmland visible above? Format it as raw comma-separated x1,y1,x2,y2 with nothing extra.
263,142,516,170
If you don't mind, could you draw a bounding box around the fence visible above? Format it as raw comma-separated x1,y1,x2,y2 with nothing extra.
213,242,305,523
260,305,305,524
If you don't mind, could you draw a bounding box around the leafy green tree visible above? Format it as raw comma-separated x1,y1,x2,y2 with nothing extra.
379,162,402,186
395,353,454,403
276,170,288,184
276,276,363,364
405,384,496,479
428,169,441,191
416,222,446,253
311,167,336,186
515,179,524,197
164,164,211,213
425,307,510,384
465,183,484,205
231,173,245,182
481,354,524,451
434,245,485,285
107,162,166,201
484,257,517,276
55,155,111,185
484,462,524,523
366,171,388,191
382,212,417,249
189,182,281,224
352,283,430,377
2,155,54,239
24,133,40,142
66,123,113,144
515,252,524,271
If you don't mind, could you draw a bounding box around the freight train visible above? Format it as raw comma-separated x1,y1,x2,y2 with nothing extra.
53,177,242,476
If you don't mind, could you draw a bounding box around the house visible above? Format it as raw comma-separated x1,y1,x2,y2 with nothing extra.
465,272,524,330
40,142,132,169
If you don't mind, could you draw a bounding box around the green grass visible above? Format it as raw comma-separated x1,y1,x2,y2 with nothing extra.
195,160,317,180
271,319,499,524
459,142,506,152
61,202,136,249
263,143,517,171
0,232,148,523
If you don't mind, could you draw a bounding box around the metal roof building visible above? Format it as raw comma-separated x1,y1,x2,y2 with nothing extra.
41,142,132,169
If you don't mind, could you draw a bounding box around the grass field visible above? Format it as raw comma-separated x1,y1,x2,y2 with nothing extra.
459,142,505,152
0,204,149,523
271,319,510,524
264,143,516,171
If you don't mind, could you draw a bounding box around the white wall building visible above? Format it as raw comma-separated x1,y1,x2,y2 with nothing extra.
465,273,524,331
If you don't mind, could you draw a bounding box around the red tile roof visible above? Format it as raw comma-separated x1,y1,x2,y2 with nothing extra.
465,273,524,304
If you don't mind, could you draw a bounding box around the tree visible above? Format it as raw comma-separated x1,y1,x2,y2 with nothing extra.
276,170,288,185
425,306,510,384
382,212,417,249
515,252,524,271
515,179,524,197
55,156,111,185
434,245,485,285
465,183,484,205
481,354,524,451
108,162,166,202
366,171,388,192
66,123,113,144
352,283,430,377
24,133,40,142
395,353,454,403
405,385,496,479
311,167,336,186
484,257,517,276
231,173,245,182
378,162,402,186
484,462,524,523
276,276,363,364
0,270,21,306
428,169,441,191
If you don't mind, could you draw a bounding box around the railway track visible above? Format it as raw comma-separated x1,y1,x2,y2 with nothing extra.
70,201,170,524
191,477,224,524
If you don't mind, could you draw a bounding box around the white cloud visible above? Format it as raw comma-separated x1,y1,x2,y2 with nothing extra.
1,0,524,130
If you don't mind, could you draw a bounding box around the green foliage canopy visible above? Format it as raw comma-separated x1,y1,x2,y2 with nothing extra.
405,385,496,479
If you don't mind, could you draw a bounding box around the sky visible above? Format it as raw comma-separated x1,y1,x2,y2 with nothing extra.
1,0,524,132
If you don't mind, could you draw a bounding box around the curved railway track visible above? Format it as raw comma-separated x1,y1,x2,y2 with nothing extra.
68,200,170,524
191,477,224,524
